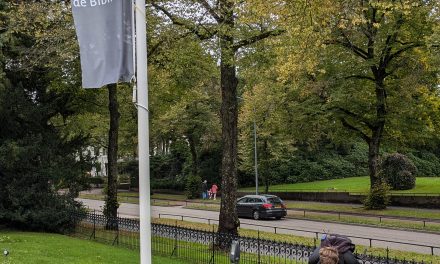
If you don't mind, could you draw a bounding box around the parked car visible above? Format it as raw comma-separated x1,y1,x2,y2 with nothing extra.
236,194,287,220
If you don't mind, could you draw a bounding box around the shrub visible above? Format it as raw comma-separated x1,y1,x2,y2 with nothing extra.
118,174,131,183
118,160,138,188
322,156,357,179
380,153,417,190
185,174,202,199
363,180,391,210
406,152,440,176
152,178,185,190
87,176,105,186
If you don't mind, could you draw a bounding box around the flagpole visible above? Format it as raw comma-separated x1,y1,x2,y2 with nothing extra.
135,0,151,263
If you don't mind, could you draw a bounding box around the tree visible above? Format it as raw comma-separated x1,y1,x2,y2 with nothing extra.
103,83,120,228
0,0,88,232
149,36,220,180
238,43,296,193
151,0,284,238
277,0,440,191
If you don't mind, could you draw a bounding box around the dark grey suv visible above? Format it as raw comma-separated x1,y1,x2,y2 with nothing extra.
236,195,287,220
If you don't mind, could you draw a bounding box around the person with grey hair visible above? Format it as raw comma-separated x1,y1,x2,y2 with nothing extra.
201,180,208,199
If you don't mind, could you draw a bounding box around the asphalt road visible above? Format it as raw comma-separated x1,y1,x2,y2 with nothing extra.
77,198,440,255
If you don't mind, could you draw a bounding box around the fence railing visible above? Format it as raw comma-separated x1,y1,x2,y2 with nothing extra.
157,213,440,256
71,211,433,264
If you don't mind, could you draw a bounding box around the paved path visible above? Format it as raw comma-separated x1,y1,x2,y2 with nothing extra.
78,198,440,255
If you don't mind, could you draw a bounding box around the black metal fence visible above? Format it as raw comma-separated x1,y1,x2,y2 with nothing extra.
71,211,432,264
157,213,439,256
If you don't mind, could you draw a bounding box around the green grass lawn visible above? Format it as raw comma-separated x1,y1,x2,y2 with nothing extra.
0,231,190,264
240,176,440,194
3,225,436,264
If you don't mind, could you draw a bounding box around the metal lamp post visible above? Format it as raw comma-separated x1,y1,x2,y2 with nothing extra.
237,96,258,195
253,117,258,195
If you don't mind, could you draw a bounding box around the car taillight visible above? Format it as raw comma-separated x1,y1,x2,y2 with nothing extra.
262,203,273,209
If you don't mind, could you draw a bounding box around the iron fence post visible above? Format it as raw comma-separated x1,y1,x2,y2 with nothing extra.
73,211,76,231
258,230,261,264
172,222,178,256
211,225,215,264
93,210,96,239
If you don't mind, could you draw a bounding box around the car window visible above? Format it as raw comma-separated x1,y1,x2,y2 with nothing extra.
237,198,248,203
245,198,254,203
267,197,282,204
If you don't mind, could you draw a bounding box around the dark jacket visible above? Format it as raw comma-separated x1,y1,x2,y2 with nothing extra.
308,248,358,264
202,182,208,192
308,234,358,264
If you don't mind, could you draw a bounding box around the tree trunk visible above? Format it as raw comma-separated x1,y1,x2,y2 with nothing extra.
187,134,198,176
368,134,381,187
264,179,269,194
105,83,120,230
217,0,240,239
263,139,269,194
368,77,386,188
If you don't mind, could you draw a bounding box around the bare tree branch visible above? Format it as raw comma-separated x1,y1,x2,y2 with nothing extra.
232,29,285,51
325,36,369,60
345,75,375,82
151,3,217,40
340,30,370,59
331,106,375,131
386,43,422,64
148,32,192,57
341,117,371,142
196,0,222,23
380,16,404,67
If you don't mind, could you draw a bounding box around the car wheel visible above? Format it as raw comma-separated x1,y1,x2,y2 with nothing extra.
253,210,260,220
275,216,282,220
